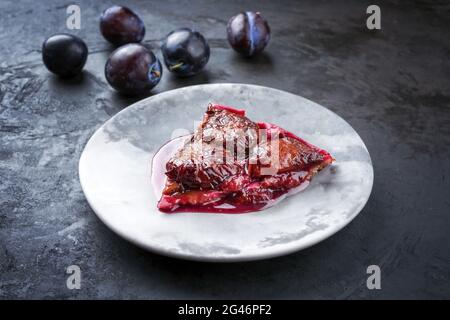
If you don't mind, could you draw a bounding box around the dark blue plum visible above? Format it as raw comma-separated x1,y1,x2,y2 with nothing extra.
161,28,210,77
100,6,145,46
105,44,162,95
227,12,270,56
42,34,88,77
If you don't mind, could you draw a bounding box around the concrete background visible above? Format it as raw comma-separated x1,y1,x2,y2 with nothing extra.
0,0,449,299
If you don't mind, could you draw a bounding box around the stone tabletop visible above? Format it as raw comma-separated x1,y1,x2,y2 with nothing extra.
0,0,449,299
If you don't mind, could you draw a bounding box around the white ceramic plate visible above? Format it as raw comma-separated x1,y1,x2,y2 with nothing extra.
79,84,373,262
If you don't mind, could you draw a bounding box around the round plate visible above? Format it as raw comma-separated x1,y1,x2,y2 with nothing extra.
79,84,373,262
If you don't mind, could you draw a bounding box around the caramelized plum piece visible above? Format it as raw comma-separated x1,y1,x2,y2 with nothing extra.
165,104,258,189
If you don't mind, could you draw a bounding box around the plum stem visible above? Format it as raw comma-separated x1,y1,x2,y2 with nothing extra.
169,62,184,71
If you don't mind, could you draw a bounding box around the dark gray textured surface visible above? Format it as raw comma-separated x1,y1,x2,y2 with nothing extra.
0,0,449,299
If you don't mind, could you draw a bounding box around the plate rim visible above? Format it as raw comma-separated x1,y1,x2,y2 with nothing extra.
79,83,374,262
